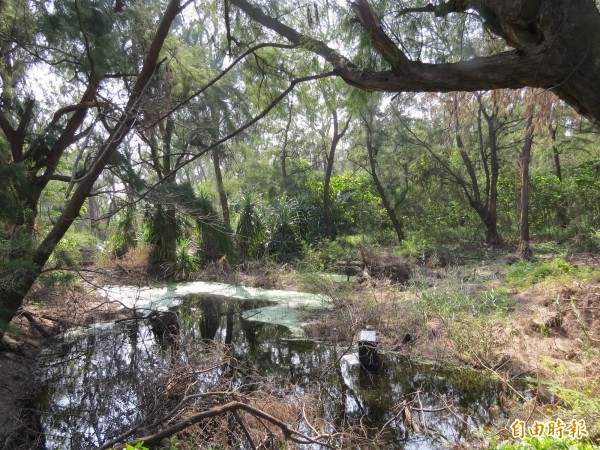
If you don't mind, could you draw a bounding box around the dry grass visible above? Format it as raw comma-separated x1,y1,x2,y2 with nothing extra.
301,258,600,442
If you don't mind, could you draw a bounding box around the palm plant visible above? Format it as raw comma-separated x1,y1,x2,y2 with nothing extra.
162,238,200,280
236,194,266,260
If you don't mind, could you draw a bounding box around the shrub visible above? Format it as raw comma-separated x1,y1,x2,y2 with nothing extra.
508,258,577,284
265,196,304,262
493,436,595,450
144,204,178,262
115,243,153,274
162,238,200,280
235,194,266,260
108,206,137,258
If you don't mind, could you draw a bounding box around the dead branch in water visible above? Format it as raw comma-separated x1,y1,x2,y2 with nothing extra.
124,400,338,448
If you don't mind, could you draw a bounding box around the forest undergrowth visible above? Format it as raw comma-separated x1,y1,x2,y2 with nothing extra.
299,241,600,447
1,240,599,448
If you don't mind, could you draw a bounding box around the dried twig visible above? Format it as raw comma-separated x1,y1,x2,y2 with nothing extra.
124,401,337,448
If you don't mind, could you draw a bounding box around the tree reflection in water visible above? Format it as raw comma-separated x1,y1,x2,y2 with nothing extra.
34,294,515,449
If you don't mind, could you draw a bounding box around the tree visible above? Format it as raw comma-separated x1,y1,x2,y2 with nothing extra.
356,103,411,243
406,91,515,246
136,65,181,263
518,101,537,259
321,96,351,239
0,0,184,340
230,0,600,126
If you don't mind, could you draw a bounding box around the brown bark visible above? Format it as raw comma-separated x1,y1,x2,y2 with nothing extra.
548,122,568,228
212,148,231,228
88,195,100,236
280,103,293,182
364,118,405,243
518,105,536,259
323,110,350,239
479,96,501,246
231,0,600,125
0,0,183,342
451,94,501,246
209,104,231,228
126,400,334,448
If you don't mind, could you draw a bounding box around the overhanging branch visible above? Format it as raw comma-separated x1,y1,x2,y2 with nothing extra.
230,0,571,102
396,1,469,17
349,0,410,71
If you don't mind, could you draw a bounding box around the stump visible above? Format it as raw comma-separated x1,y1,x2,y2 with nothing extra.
358,326,379,371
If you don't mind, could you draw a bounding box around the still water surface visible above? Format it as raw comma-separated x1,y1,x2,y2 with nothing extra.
35,288,514,449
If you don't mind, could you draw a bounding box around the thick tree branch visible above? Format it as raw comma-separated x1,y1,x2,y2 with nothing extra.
229,0,356,70
231,0,600,125
349,0,410,71
48,101,109,129
0,109,16,151
47,175,73,183
14,99,35,161
232,0,565,91
0,99,34,162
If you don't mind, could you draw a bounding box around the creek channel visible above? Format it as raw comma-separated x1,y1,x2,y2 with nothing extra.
33,281,521,449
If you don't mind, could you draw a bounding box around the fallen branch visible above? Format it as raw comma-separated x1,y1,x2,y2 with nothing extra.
124,400,337,448
19,310,52,338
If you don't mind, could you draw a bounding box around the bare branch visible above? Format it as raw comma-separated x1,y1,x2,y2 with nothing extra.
48,101,109,129
126,400,336,448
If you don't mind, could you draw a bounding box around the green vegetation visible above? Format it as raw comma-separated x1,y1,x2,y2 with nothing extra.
508,259,579,285
124,443,149,450
493,436,596,450
1,0,600,448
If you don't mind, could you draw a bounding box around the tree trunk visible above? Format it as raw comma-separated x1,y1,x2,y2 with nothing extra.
323,110,350,240
280,103,293,183
0,0,182,343
212,149,231,228
518,107,536,259
484,215,500,247
455,96,501,247
210,104,231,228
364,120,404,242
164,205,178,262
88,195,101,238
483,99,501,247
549,123,568,228
323,152,335,239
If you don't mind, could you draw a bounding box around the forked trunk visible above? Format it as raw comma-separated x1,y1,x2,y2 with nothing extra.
0,0,183,343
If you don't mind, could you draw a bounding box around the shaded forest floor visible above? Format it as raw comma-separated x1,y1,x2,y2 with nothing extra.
1,242,599,446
